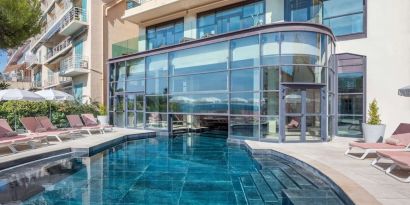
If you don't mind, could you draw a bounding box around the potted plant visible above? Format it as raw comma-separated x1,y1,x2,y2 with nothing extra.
97,104,109,126
362,99,386,142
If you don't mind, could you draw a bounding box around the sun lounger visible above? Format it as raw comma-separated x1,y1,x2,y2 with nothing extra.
0,119,48,153
66,115,103,135
345,123,410,159
20,117,74,142
81,113,113,133
36,116,82,136
372,150,410,182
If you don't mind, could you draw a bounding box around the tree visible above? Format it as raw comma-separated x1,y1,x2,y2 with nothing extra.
0,0,42,49
368,99,382,125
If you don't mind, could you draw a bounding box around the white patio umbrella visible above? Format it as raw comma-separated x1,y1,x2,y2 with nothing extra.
0,89,45,129
398,85,410,97
35,90,75,118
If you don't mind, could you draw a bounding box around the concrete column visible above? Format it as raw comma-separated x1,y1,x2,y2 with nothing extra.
266,0,285,24
184,13,197,39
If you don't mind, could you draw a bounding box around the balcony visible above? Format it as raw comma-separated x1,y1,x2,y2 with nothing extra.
123,0,236,24
59,55,89,77
59,7,88,36
45,38,73,64
44,76,72,88
112,38,138,58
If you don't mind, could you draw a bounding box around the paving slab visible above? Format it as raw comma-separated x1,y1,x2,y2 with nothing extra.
245,137,410,205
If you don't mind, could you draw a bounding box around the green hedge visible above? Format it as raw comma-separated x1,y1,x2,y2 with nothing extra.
0,101,99,129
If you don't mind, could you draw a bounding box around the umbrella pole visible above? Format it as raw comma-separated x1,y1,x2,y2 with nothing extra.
14,102,17,130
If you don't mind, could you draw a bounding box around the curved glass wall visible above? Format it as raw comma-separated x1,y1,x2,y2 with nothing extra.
109,29,335,142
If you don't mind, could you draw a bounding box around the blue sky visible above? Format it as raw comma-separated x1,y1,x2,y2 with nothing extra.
0,50,8,73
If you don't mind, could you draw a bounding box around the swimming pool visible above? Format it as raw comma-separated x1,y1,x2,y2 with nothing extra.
0,134,347,204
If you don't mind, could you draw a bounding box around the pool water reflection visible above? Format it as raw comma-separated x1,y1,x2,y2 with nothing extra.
5,134,346,204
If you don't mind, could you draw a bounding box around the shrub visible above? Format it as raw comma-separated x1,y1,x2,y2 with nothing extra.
0,101,99,129
367,99,382,125
98,104,107,115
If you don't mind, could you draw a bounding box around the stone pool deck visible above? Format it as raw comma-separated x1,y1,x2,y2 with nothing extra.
0,128,155,170
245,137,410,205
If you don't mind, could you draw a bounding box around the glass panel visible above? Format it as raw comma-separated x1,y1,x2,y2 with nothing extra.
306,116,321,141
231,68,260,91
126,94,136,111
115,81,125,92
127,112,135,127
146,96,167,112
306,89,321,114
146,54,168,78
109,83,115,96
230,36,260,69
281,66,325,83
136,95,144,111
324,13,364,36
323,0,363,18
169,93,228,114
261,116,279,141
285,116,301,142
261,92,279,116
285,0,323,24
171,72,227,93
262,66,279,91
230,116,259,138
147,20,184,49
281,32,322,65
285,89,302,113
146,78,168,95
115,95,124,112
338,69,363,93
137,112,144,128
230,92,260,115
338,94,363,115
170,42,228,75
115,62,126,81
115,112,125,127
109,63,115,82
146,113,168,129
261,33,280,65
337,115,363,137
126,80,144,92
126,58,145,80
109,112,114,125
109,97,114,111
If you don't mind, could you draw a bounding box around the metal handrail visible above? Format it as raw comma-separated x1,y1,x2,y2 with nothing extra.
60,55,88,74
60,7,87,31
46,38,72,60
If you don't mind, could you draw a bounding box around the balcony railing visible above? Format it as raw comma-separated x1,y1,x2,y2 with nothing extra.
46,38,72,61
45,76,72,87
60,55,89,76
126,0,152,9
32,81,42,88
60,7,87,32
112,38,138,58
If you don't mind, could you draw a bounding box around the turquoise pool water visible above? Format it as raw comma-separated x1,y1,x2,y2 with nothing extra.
0,134,347,204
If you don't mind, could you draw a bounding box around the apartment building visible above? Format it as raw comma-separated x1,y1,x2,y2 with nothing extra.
105,0,410,142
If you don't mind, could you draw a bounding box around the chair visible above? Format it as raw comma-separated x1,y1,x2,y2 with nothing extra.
20,117,74,142
345,123,410,159
81,113,113,133
372,150,410,183
66,115,103,135
0,119,48,153
36,116,82,136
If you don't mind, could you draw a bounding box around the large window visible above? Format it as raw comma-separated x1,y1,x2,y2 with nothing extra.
147,20,184,50
323,0,365,37
337,54,365,137
197,1,264,38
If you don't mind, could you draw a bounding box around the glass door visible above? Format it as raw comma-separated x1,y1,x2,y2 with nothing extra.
125,93,144,128
281,85,324,142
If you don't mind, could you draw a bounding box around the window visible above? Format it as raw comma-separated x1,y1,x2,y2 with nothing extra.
231,69,260,91
197,1,264,38
285,0,323,24
146,78,168,95
147,20,184,50
146,54,168,78
169,93,228,114
126,58,145,81
230,36,260,69
146,96,167,112
337,54,365,137
170,72,227,93
323,0,365,37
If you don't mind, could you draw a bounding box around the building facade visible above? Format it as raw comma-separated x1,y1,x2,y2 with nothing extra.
106,0,410,142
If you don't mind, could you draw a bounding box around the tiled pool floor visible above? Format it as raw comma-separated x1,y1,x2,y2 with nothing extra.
2,134,345,205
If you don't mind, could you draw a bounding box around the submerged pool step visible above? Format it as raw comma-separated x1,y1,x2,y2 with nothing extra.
270,168,299,190
282,189,345,205
280,167,315,189
239,175,264,204
251,173,279,204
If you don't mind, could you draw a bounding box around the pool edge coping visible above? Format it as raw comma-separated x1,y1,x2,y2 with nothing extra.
243,141,382,205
